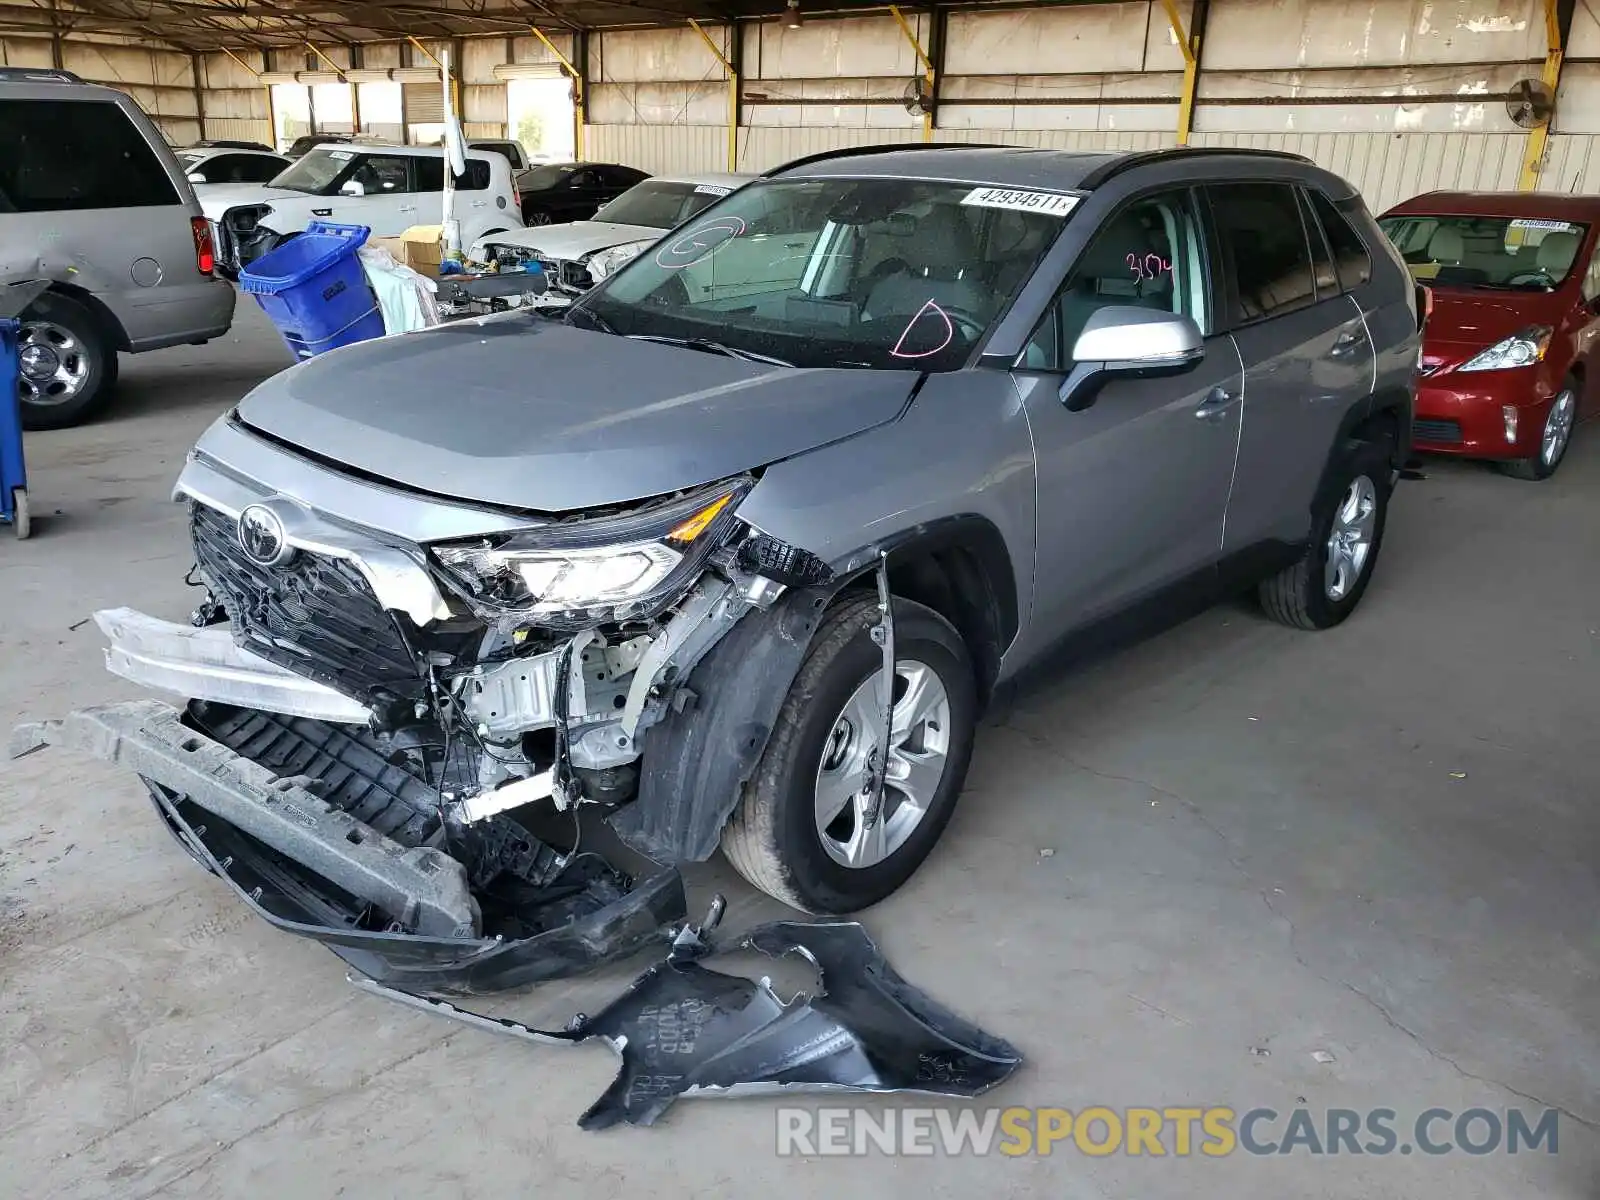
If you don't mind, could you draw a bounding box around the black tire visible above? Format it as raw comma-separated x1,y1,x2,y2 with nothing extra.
1259,439,1391,630
1498,378,1578,481
524,208,554,227
721,595,977,914
18,293,117,430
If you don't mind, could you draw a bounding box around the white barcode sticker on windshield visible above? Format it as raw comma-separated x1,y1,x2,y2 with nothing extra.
694,183,732,196
1509,218,1576,231
327,150,354,161
961,187,1078,216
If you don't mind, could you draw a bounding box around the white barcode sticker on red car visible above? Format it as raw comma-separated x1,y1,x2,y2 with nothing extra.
961,187,1079,216
1509,218,1577,232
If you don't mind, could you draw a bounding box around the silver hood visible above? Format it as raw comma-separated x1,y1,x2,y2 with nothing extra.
197,184,299,220
478,220,663,260
234,316,919,512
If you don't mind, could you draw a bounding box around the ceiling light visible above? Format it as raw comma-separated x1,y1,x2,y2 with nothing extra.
782,0,804,29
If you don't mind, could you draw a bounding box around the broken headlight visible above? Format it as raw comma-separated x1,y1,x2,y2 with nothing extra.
586,239,653,283
431,478,750,625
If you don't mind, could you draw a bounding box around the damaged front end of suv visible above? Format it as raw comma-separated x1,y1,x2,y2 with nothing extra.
13,397,850,995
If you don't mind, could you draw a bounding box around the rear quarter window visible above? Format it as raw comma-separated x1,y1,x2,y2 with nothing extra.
0,97,179,212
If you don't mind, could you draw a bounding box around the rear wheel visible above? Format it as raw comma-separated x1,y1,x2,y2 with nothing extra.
524,209,554,227
721,596,977,913
1260,440,1391,630
1499,382,1577,481
18,293,117,430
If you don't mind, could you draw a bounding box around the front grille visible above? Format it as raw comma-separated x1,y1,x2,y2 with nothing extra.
190,502,423,704
1413,418,1463,445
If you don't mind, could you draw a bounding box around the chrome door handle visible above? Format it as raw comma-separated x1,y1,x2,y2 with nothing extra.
1331,328,1365,356
471,199,488,208
1194,386,1238,420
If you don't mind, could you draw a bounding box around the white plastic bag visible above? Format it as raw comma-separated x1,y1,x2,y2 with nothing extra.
358,246,441,335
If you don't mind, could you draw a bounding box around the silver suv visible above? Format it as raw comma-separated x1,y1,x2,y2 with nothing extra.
17,145,1418,994
0,68,236,428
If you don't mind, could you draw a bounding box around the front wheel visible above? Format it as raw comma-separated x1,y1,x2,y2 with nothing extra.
1499,382,1577,481
1259,440,1391,630
721,596,977,914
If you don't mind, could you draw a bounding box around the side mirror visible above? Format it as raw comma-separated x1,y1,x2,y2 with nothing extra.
186,171,206,184
340,180,366,197
1057,307,1204,411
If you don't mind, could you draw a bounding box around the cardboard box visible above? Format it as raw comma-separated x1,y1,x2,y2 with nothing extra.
374,225,442,278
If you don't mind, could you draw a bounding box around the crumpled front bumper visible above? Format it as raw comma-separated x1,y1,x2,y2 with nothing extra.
10,700,686,997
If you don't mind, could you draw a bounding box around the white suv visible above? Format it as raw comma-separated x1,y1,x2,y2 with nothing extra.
201,143,524,273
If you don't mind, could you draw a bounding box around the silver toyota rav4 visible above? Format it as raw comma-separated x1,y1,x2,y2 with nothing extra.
16,145,1418,995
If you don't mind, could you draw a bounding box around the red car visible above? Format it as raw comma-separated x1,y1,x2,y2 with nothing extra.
1379,192,1598,480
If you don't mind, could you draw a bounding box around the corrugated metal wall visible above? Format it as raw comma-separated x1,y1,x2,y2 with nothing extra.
579,0,1599,214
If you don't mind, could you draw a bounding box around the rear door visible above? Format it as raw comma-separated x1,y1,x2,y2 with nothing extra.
1012,185,1245,639
0,90,208,348
1209,181,1374,552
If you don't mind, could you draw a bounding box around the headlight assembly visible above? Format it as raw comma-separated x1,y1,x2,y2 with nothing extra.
1458,326,1552,372
586,239,652,282
431,479,749,628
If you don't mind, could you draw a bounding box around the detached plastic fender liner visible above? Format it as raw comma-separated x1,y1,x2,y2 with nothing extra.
609,582,836,863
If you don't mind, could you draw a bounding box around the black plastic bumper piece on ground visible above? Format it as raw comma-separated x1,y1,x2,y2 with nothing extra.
353,912,1024,1128
146,780,687,996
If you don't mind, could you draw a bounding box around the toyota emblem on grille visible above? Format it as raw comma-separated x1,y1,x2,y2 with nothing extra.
237,504,294,567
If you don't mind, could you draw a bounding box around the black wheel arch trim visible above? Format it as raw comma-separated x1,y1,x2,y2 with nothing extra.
611,514,1017,865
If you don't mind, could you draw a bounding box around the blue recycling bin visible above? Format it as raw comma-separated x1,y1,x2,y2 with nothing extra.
0,316,29,539
240,221,387,360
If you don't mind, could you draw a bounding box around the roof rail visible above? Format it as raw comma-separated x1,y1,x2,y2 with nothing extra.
0,67,84,84
1077,145,1314,189
762,141,1013,178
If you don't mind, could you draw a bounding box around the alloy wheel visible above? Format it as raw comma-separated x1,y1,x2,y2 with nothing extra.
1325,475,1378,601
18,321,90,407
813,660,951,869
1542,389,1577,468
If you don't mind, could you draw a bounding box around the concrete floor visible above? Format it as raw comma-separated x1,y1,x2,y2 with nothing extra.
2,303,1596,1198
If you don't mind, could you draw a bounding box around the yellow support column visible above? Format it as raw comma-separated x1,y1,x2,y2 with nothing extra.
889,5,936,142
530,25,585,160
1519,0,1565,191
1161,0,1199,145
690,19,738,172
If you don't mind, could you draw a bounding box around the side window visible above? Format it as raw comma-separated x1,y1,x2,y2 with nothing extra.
1582,244,1600,302
350,154,410,194
0,98,178,212
244,156,286,183
1298,189,1339,298
1020,188,1210,371
570,169,598,189
456,159,490,192
1308,189,1374,291
1209,182,1315,323
411,157,443,193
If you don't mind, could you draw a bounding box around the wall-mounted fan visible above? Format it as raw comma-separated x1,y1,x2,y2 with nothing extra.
1507,78,1555,129
903,76,934,116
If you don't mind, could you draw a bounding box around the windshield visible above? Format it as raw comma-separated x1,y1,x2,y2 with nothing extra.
269,148,351,194
1378,214,1589,291
578,178,1072,371
598,180,732,229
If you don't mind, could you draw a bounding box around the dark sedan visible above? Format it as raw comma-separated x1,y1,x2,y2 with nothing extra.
518,161,649,225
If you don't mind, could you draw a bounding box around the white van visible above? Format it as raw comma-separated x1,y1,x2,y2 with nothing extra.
201,142,524,274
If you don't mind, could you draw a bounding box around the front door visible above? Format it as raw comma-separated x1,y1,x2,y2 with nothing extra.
1014,186,1244,645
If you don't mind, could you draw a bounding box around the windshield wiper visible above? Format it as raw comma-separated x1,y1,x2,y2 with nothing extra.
626,333,793,367
564,305,616,334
